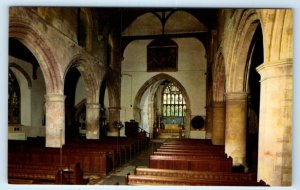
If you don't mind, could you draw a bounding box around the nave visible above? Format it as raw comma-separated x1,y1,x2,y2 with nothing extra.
7,7,293,186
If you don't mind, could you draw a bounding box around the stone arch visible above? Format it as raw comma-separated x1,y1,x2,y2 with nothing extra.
133,73,191,125
9,17,63,94
212,50,225,102
224,9,261,92
261,9,293,62
64,54,100,104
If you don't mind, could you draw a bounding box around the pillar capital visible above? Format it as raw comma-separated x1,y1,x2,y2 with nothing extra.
212,101,225,107
44,94,65,102
86,103,100,109
225,92,248,101
256,58,292,82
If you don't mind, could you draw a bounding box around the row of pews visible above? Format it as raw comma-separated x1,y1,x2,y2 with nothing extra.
126,139,269,186
8,135,149,184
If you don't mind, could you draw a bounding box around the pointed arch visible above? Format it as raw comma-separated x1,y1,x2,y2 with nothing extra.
64,54,100,104
260,9,293,62
133,73,191,122
224,9,261,92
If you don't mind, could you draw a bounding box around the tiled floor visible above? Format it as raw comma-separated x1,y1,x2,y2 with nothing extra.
86,139,164,185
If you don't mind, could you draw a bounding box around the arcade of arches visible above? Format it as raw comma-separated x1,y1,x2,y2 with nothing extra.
8,8,293,186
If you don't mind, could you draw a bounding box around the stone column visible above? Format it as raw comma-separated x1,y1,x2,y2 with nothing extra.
45,94,66,147
211,102,225,145
107,107,121,136
184,108,192,138
225,92,248,167
86,103,100,139
205,105,213,139
256,59,292,186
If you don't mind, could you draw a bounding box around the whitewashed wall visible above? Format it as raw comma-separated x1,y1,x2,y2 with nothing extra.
121,37,207,134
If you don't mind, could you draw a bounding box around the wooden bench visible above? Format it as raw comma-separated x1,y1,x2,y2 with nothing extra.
154,150,226,156
156,148,225,154
8,163,88,184
8,136,149,177
134,167,256,181
159,145,225,150
126,174,269,186
9,167,60,184
8,178,40,184
149,155,232,172
10,145,115,175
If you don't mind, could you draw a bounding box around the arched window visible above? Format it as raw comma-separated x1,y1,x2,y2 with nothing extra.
162,82,186,124
8,70,20,124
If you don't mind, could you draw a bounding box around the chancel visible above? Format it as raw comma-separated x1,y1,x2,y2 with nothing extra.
7,7,292,186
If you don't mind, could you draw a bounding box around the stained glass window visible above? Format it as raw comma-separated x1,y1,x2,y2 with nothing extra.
162,82,186,118
8,71,21,124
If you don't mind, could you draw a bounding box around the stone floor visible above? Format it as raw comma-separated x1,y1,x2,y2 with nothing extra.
86,139,164,185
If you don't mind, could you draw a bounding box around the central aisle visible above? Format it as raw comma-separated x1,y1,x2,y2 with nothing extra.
87,139,164,185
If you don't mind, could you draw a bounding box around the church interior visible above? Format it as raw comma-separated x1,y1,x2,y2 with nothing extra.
7,7,293,186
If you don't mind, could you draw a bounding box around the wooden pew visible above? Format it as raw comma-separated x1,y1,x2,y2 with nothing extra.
149,155,232,172
8,136,149,177
134,167,256,181
9,148,113,176
155,148,225,154
8,163,88,184
8,178,40,184
126,174,269,186
8,167,60,184
154,151,226,156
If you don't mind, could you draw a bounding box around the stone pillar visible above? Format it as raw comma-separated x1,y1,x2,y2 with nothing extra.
107,107,121,136
225,92,248,167
211,102,225,145
184,108,192,138
256,59,292,186
205,105,213,139
86,103,100,139
45,94,66,147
